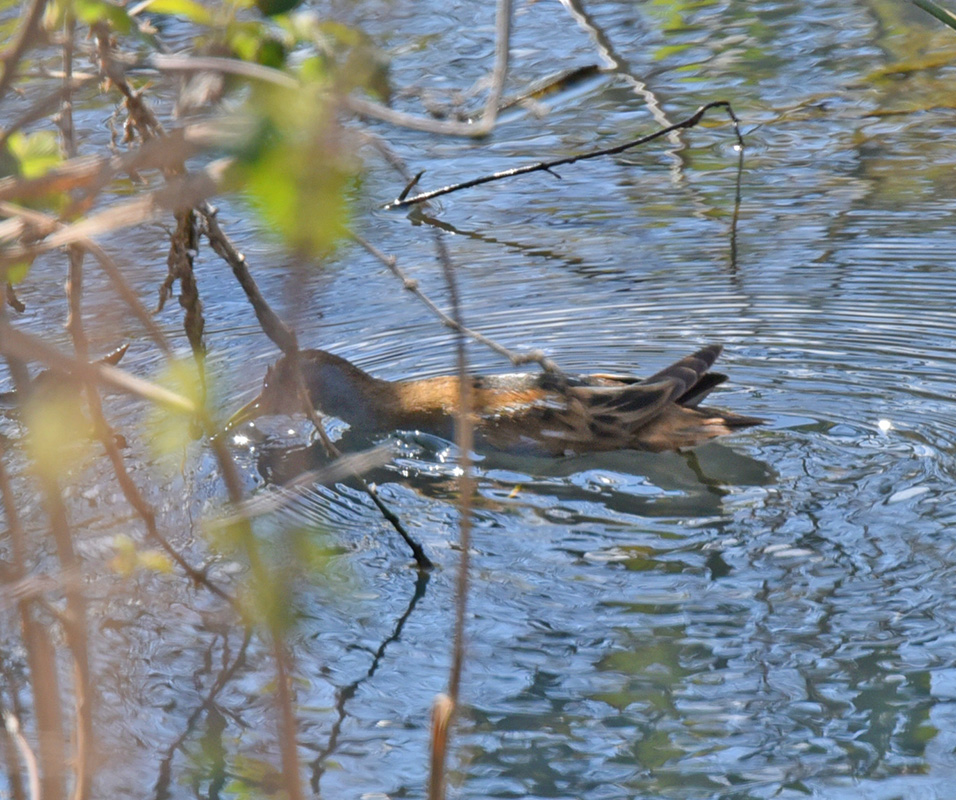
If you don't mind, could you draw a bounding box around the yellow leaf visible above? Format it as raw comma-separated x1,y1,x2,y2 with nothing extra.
7,131,61,179
139,0,213,24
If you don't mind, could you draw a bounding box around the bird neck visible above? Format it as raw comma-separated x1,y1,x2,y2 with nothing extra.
300,351,398,431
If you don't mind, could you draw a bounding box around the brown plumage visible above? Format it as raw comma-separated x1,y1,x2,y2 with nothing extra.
225,344,762,455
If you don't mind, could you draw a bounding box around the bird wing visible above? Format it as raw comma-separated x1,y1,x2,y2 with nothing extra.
478,345,725,454
573,344,724,436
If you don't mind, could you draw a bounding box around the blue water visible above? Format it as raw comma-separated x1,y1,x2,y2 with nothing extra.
5,1,956,798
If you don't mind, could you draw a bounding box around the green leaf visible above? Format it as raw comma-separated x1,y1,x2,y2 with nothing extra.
297,55,327,83
227,22,288,67
7,131,61,179
73,0,133,33
24,391,95,479
147,358,206,458
5,258,34,284
254,0,302,17
140,0,213,25
109,535,174,576
234,87,354,257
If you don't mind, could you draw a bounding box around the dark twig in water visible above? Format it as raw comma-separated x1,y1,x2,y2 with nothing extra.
154,627,253,799
200,204,430,568
199,203,298,355
385,101,743,209
286,358,434,570
310,570,430,793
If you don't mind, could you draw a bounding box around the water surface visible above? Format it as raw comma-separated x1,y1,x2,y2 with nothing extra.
6,1,956,798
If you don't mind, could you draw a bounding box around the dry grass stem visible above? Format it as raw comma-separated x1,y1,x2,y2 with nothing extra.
0,326,195,412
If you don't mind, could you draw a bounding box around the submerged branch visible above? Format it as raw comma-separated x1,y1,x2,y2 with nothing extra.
386,101,743,209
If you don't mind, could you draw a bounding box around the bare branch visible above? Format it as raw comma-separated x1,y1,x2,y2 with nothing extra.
199,203,298,355
427,235,475,800
0,159,232,267
386,101,743,209
0,326,196,413
0,202,172,354
0,0,48,102
351,231,562,373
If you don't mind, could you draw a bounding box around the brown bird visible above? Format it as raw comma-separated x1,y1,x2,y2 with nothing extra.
225,344,762,456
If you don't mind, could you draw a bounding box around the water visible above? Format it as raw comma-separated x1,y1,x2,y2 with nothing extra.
5,0,956,798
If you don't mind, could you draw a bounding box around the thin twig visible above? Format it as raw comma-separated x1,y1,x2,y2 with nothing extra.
0,80,95,152
154,626,253,798
63,247,93,800
65,242,235,608
351,231,562,374
0,435,66,800
0,689,28,800
480,0,512,130
151,53,299,89
199,203,298,354
0,0,48,102
0,120,230,208
205,433,306,800
556,0,676,137
3,711,40,800
201,205,431,567
0,158,232,268
83,239,172,355
0,325,195,412
385,101,743,209
271,637,304,800
310,569,429,792
0,202,172,354
0,291,90,800
151,0,513,140
212,444,395,527
427,235,475,800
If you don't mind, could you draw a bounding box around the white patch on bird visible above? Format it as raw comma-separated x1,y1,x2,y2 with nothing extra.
539,429,567,439
537,397,567,409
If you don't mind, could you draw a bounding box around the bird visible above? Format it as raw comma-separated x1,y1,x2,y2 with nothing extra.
0,343,130,408
225,344,762,456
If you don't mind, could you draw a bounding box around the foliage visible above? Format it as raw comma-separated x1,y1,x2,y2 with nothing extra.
0,0,392,796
